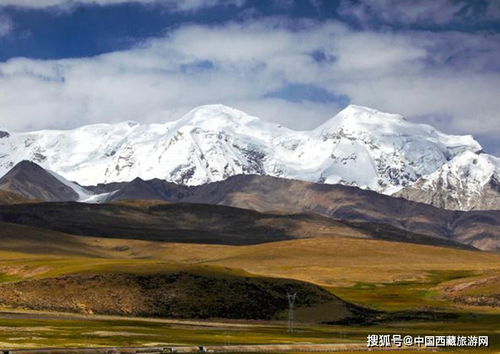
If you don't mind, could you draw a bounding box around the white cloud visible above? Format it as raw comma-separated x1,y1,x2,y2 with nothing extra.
337,0,494,26
329,31,428,76
0,19,499,154
0,0,245,10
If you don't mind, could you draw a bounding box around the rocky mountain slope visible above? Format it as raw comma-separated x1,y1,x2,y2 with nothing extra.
111,174,497,251
395,151,500,211
1,104,497,211
0,160,84,201
1,160,498,251
0,189,34,204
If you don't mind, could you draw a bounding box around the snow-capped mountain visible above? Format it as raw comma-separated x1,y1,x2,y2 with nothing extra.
286,105,481,193
0,104,495,210
395,151,500,211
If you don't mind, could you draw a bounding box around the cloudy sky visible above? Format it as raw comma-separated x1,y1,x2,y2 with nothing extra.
0,0,499,154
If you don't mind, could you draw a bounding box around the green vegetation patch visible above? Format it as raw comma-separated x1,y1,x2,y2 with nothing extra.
330,270,483,312
0,273,22,283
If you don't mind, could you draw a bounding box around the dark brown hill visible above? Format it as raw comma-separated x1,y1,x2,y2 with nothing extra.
0,271,371,321
0,160,79,201
0,201,471,249
0,202,364,245
102,175,500,251
1,160,497,251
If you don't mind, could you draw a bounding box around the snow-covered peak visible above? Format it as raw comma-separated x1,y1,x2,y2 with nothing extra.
395,151,500,210
319,105,480,156
174,104,273,131
0,103,492,207
422,151,499,191
336,104,406,123
177,104,254,126
170,104,288,144
315,104,405,134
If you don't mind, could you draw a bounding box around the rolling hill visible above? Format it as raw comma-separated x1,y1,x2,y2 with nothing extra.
0,223,498,316
2,161,498,250
101,175,500,251
0,201,473,250
0,270,366,321
0,222,375,322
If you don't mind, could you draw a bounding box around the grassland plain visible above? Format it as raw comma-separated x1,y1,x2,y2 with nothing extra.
0,222,499,351
0,309,498,351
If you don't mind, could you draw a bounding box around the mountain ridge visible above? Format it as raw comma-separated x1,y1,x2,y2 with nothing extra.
1,160,499,250
395,151,500,210
0,104,498,211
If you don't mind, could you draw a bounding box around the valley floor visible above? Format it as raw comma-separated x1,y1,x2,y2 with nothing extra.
0,308,498,352
0,227,498,352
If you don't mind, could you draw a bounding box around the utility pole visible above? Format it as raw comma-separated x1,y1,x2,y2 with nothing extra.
287,292,297,333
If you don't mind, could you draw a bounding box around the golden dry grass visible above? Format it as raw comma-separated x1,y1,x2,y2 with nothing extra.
136,237,500,287
2,221,499,288
0,209,499,349
1,221,499,314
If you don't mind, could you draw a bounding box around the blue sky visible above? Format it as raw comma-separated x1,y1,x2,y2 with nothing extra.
0,0,499,154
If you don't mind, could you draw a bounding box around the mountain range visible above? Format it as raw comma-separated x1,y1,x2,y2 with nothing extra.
1,104,498,211
0,160,498,251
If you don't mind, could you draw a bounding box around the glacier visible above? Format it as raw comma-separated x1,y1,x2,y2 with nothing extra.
395,151,500,210
0,104,490,198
